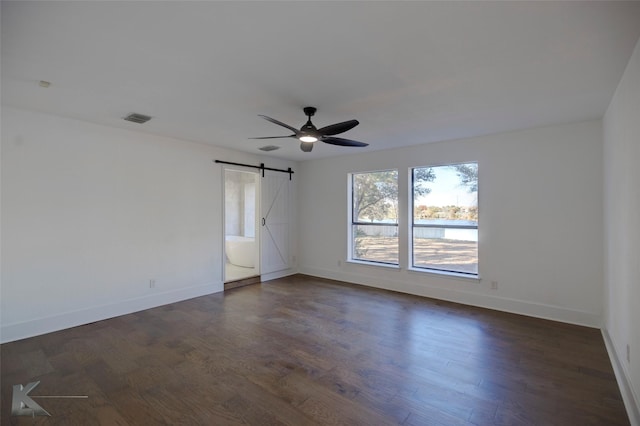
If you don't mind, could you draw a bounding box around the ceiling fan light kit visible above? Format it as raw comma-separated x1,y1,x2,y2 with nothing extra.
251,106,368,152
299,135,318,143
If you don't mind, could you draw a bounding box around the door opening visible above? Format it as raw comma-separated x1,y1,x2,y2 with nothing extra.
224,168,260,284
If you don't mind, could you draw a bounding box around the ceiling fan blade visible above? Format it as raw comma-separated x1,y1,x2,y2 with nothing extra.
249,135,295,139
318,120,359,136
300,142,314,152
321,137,368,147
258,115,300,135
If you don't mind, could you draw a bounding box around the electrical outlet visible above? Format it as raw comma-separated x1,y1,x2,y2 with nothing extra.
491,281,498,290
292,255,297,263
149,279,156,289
337,260,342,267
627,344,631,363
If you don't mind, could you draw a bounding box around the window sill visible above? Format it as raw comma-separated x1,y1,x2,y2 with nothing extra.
407,267,481,282
346,259,400,270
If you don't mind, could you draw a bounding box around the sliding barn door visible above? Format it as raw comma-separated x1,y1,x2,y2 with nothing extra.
261,171,290,274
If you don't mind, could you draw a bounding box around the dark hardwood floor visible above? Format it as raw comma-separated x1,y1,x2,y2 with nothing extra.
1,274,628,425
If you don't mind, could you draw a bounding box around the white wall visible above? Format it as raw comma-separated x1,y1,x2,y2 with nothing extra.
603,36,640,425
224,173,243,236
0,107,297,342
298,120,604,327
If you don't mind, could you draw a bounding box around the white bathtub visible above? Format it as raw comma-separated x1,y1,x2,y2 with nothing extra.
225,235,255,268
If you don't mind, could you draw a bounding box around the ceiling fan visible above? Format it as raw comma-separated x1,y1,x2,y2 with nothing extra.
251,107,368,152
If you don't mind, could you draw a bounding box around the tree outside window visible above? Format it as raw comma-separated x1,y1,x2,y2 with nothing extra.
350,169,436,265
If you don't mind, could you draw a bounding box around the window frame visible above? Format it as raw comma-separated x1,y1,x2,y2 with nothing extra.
410,162,479,278
348,169,400,267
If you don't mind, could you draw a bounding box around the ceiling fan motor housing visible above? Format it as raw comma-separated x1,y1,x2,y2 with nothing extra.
301,121,317,133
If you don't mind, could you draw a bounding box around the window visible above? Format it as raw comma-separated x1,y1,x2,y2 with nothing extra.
350,170,398,265
411,163,478,275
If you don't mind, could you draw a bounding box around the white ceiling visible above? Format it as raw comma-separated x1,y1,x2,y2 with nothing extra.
2,1,640,161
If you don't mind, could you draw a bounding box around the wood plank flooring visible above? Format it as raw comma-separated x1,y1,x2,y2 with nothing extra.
1,274,629,425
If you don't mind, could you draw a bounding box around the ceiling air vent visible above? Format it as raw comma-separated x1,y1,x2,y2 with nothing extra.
259,145,280,152
123,113,152,124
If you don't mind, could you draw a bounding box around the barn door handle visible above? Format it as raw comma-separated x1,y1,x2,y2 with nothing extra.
262,218,266,226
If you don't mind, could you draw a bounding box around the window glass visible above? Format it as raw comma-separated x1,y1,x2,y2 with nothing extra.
412,163,478,275
351,170,398,265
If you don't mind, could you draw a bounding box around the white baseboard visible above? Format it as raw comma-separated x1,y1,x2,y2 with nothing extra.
299,266,601,328
1,281,223,344
602,328,640,426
